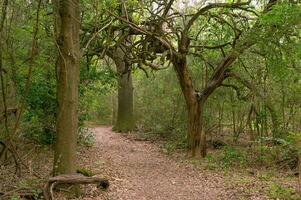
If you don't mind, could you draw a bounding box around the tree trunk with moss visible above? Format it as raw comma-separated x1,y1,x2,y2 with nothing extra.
110,47,134,132
53,0,80,175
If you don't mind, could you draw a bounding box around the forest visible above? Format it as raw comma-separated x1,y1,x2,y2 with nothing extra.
0,0,301,199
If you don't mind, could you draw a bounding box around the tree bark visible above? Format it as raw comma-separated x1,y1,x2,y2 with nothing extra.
172,56,206,157
186,102,201,157
53,0,81,175
110,48,134,132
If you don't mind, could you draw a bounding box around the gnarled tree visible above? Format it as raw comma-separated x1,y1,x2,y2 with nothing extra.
113,0,301,157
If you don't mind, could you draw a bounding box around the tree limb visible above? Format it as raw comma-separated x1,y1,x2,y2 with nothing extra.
183,1,251,34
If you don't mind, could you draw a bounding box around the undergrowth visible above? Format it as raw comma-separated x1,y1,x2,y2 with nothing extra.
268,183,299,200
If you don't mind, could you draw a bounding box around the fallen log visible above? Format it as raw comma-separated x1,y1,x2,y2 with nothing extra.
43,174,109,200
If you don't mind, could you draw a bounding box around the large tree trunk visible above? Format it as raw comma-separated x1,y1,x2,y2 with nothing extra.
110,48,134,132
53,0,81,175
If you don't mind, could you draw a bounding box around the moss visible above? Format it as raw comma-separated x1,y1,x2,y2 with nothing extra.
76,168,94,177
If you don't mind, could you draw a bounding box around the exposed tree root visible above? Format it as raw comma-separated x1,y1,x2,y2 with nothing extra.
43,174,109,200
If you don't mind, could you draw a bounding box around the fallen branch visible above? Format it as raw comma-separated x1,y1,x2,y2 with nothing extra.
43,174,109,200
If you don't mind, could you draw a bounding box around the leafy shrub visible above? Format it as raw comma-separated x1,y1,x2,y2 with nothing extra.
19,64,56,145
245,136,299,170
22,111,55,145
218,146,247,168
79,63,117,125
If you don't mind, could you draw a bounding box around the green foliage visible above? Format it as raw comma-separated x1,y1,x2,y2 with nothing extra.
79,61,117,124
22,112,55,145
218,146,247,168
30,188,43,200
77,168,94,177
101,0,119,10
287,132,301,154
10,196,20,200
268,183,297,200
161,134,187,154
247,136,299,169
21,66,56,145
14,178,43,200
134,68,187,137
260,4,301,29
198,146,248,170
1,0,300,186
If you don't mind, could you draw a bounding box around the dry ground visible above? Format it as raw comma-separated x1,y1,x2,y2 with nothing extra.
1,126,299,199
76,126,270,200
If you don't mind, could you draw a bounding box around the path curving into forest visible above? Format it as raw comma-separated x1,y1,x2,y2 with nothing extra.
79,127,264,200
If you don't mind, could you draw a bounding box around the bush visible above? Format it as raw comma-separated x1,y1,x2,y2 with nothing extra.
219,146,247,168
22,111,55,145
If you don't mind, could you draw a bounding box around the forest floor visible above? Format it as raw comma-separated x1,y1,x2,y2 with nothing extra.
81,126,240,200
75,126,298,200
0,126,299,199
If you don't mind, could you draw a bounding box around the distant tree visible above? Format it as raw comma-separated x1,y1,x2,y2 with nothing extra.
109,45,135,132
82,1,135,132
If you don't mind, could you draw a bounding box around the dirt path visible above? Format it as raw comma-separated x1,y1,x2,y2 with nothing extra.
79,127,264,200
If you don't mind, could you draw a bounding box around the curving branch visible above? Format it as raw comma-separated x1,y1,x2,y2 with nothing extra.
183,1,251,34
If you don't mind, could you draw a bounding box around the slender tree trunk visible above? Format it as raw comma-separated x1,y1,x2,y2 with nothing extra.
53,0,81,175
266,103,281,138
218,102,224,136
230,92,237,142
110,48,134,132
111,93,116,125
